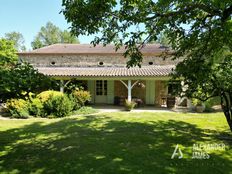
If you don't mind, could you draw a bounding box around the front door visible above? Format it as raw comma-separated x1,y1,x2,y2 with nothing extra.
95,80,107,103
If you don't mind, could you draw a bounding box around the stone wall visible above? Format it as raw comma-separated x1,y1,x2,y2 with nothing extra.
20,54,179,67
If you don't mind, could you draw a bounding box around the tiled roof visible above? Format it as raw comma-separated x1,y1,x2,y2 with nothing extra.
37,65,174,77
19,44,169,55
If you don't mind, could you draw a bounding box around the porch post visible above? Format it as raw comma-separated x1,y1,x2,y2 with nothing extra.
60,80,64,93
128,80,132,102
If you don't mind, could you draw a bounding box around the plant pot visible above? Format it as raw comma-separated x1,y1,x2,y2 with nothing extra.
195,105,205,113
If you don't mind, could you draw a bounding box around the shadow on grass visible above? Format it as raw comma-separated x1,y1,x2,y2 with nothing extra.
0,115,231,174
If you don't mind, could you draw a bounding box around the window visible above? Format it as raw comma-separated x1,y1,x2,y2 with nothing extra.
98,62,104,66
50,61,56,65
96,80,107,95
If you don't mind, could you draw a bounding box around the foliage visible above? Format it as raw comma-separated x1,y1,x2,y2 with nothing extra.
0,38,18,67
0,62,52,102
62,0,232,131
124,100,137,111
192,98,204,107
43,94,73,117
73,106,97,115
68,93,80,110
72,90,91,107
5,90,93,118
31,21,79,49
205,97,221,108
65,79,86,94
28,98,44,117
37,90,64,103
4,32,26,52
6,98,29,118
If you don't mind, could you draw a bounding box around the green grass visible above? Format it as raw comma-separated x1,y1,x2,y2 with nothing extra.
72,106,97,115
0,112,231,174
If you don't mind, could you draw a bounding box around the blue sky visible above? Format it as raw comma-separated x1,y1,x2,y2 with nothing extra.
0,0,94,50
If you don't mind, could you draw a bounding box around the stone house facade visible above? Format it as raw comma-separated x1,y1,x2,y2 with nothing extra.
18,44,179,107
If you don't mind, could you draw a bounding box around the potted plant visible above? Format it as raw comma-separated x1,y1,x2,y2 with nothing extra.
124,100,137,111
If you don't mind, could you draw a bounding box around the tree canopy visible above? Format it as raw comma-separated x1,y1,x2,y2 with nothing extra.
31,22,80,49
4,32,26,52
61,0,232,131
0,39,53,102
0,39,18,67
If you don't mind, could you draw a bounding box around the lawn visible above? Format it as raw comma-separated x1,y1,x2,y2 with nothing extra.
0,112,231,174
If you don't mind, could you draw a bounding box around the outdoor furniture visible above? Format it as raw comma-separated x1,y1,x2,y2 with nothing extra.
114,96,144,107
132,98,144,107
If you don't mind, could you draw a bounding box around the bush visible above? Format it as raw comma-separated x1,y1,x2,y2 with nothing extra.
124,100,137,111
72,90,91,107
68,94,81,111
37,90,64,103
28,98,44,117
192,98,203,106
6,99,29,118
43,94,73,117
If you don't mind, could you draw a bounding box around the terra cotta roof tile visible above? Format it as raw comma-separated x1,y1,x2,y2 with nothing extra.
19,44,169,55
37,65,174,77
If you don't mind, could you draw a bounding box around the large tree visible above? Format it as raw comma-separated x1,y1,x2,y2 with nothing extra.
0,39,52,102
31,22,80,49
0,63,53,101
61,0,232,131
0,39,17,67
4,32,26,52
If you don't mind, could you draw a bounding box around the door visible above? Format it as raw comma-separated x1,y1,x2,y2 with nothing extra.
95,80,107,103
146,80,155,105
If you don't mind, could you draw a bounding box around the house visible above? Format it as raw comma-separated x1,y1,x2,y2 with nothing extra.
18,44,181,107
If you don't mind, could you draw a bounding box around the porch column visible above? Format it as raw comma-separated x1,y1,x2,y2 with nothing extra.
119,80,139,102
128,80,132,102
60,80,64,93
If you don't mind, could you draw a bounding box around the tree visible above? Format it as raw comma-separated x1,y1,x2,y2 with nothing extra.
4,32,26,52
61,0,232,131
0,39,53,102
0,63,53,102
31,22,80,49
0,38,17,67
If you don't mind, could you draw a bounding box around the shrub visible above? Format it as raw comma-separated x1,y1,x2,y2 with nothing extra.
192,98,203,106
43,94,73,117
28,98,44,117
6,99,29,118
124,100,137,111
204,104,215,113
37,90,63,103
72,90,91,107
68,94,81,111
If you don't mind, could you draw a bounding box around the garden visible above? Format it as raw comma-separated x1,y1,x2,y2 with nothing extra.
4,89,95,119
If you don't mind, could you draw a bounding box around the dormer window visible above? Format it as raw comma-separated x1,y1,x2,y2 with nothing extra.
50,61,56,66
148,61,153,65
98,62,104,66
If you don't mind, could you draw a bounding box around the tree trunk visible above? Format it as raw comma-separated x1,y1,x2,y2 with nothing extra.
221,93,232,132
223,108,232,132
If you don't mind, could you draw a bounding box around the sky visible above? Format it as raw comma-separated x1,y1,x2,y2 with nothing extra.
0,0,94,50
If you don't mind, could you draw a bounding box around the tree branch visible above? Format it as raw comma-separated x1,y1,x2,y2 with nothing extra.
146,3,221,21
222,5,232,22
